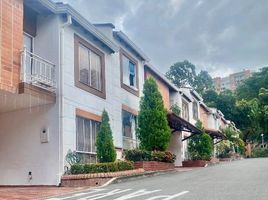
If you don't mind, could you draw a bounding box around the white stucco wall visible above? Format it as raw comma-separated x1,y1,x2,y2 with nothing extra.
0,105,59,185
61,24,144,165
0,13,61,185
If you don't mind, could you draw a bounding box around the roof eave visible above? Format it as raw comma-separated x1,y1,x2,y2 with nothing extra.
37,0,119,53
114,31,149,61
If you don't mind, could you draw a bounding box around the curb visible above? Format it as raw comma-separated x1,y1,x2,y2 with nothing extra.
109,169,177,185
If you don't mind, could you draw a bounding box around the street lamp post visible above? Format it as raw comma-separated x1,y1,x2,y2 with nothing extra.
261,134,264,148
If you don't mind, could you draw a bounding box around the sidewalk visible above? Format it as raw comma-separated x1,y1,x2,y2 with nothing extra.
0,167,199,200
0,186,84,200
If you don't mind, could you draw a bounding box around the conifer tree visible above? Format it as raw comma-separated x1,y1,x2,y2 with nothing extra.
137,78,171,151
96,110,116,163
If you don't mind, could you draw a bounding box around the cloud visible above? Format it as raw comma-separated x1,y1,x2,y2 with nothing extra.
58,0,268,77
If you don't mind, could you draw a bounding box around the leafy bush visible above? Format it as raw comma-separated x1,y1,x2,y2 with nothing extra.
188,121,213,161
170,104,181,116
65,150,81,165
216,140,233,158
124,149,176,163
251,147,268,158
137,78,171,151
124,149,152,161
96,110,116,163
70,161,134,174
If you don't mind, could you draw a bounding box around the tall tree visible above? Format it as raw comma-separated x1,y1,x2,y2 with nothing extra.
96,110,116,163
194,70,214,94
236,67,268,100
165,60,213,94
202,89,218,107
137,78,171,151
165,60,196,88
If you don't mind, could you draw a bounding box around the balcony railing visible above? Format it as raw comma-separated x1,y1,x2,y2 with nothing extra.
21,47,56,92
123,136,138,150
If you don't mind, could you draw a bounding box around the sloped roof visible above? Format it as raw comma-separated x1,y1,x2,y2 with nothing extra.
26,0,118,53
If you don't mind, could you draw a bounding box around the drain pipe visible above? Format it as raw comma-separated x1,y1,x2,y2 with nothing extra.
58,14,72,185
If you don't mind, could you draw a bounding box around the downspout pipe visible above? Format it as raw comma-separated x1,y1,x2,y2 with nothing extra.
58,14,72,185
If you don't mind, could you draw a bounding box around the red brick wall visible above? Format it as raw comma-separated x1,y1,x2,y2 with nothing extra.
145,71,171,110
134,161,174,171
0,0,23,93
199,105,209,129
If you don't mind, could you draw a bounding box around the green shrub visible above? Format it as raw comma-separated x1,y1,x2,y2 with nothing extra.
216,140,233,158
137,78,171,151
188,121,213,161
252,147,268,158
70,164,84,174
124,149,152,161
124,149,176,163
96,110,116,163
70,161,134,174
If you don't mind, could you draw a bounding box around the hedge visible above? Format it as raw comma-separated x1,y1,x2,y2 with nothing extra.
70,161,134,174
251,148,268,158
124,149,176,163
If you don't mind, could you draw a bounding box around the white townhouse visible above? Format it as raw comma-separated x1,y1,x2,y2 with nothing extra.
0,0,149,186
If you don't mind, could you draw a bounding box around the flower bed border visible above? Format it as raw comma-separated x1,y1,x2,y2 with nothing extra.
134,161,175,171
61,169,144,187
182,160,208,167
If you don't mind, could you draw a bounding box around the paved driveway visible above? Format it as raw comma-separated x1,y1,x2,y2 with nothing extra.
45,158,268,200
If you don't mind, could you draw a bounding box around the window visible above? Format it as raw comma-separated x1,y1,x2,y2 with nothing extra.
23,33,33,53
76,116,100,155
120,50,139,96
182,100,189,121
74,35,105,98
122,110,137,149
122,55,136,87
79,44,102,91
122,110,137,138
193,101,198,120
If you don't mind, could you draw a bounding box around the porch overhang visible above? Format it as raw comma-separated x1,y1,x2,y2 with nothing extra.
167,112,202,141
205,128,226,145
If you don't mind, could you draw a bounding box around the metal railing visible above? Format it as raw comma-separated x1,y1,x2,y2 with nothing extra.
123,136,138,150
21,47,56,92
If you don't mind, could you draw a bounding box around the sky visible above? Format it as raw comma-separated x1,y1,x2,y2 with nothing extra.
57,0,268,77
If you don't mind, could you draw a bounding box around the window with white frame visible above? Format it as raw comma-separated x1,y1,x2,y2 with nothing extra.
79,44,102,91
122,110,137,150
76,116,100,154
122,53,137,88
182,100,189,121
193,101,198,120
122,110,137,139
23,32,33,53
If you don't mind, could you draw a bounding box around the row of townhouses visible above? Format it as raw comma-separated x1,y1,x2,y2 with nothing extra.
0,0,237,186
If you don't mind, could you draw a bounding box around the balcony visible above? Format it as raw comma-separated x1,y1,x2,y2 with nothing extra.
0,48,57,114
123,136,138,150
20,47,56,92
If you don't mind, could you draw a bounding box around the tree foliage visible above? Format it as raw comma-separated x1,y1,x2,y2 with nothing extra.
203,89,236,121
96,110,116,163
137,78,171,151
165,60,214,94
165,60,196,88
187,121,213,161
236,67,268,100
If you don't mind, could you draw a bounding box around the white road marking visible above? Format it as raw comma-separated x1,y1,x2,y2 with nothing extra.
46,189,189,200
78,189,132,200
46,189,106,200
113,189,161,200
144,191,189,200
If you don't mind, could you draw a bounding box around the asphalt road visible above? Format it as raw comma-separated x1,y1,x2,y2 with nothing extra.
46,158,268,200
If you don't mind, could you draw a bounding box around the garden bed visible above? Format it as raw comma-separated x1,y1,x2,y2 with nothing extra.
134,161,175,171
182,160,208,167
61,168,144,187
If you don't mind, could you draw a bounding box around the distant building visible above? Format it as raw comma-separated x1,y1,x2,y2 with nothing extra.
213,70,251,93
